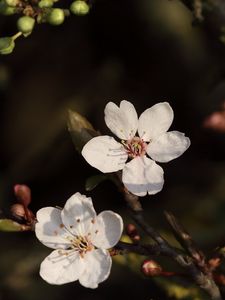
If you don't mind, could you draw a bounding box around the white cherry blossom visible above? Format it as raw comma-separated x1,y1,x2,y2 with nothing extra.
35,192,123,288
82,101,190,197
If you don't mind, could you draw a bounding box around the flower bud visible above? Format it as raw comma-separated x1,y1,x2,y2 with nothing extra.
38,0,53,8
5,0,18,7
0,1,15,15
0,37,15,55
126,223,140,242
17,16,35,35
14,184,31,207
47,8,65,25
10,203,27,221
10,203,35,223
141,260,162,277
70,0,89,16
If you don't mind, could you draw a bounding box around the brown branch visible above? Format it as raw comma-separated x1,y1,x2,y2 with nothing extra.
115,241,161,256
179,0,225,43
164,210,207,272
117,178,222,299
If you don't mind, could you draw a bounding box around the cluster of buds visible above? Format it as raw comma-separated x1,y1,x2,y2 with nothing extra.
126,223,141,243
0,0,90,54
10,184,36,230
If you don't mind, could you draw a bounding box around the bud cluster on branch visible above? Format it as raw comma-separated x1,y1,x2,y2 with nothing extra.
0,0,90,54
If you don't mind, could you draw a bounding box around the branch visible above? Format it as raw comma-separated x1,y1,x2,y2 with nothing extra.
113,241,161,256
119,183,222,299
179,0,225,43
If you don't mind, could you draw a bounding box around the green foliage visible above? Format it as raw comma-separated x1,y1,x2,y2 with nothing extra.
0,219,22,231
67,109,98,152
85,174,109,191
156,278,206,300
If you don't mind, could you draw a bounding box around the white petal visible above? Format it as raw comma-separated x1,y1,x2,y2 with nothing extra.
79,249,112,289
40,249,85,285
61,193,96,236
91,211,123,249
147,131,191,162
138,102,174,141
122,156,164,196
104,100,138,140
82,135,128,173
35,207,70,249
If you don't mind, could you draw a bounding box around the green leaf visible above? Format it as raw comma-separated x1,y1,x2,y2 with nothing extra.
0,219,22,231
67,109,98,152
85,174,108,191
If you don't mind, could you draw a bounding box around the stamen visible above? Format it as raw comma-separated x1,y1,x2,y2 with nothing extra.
122,136,147,158
71,235,93,256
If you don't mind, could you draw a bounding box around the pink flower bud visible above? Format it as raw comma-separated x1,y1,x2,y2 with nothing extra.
126,223,140,242
141,260,162,277
14,184,31,207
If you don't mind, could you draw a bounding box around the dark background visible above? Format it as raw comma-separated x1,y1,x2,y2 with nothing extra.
0,0,225,299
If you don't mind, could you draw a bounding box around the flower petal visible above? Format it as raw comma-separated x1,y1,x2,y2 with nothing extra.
82,135,128,173
122,156,164,196
61,193,96,236
138,102,174,141
35,207,71,249
40,249,85,285
79,249,112,289
147,131,190,162
91,211,123,249
104,100,138,140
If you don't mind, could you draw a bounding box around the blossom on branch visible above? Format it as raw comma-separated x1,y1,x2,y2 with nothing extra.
82,101,190,196
35,193,123,288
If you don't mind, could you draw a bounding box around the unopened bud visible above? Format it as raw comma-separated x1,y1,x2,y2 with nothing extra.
141,260,162,277
17,16,35,35
5,0,19,7
70,1,90,16
47,8,65,25
10,203,27,221
10,203,35,223
38,0,53,8
14,184,31,207
126,223,140,242
208,257,221,271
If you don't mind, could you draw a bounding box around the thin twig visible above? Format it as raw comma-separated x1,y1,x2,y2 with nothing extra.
118,177,222,299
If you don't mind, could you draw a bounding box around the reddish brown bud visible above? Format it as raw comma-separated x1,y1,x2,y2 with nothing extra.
10,203,26,220
141,260,162,277
126,223,140,242
10,203,35,223
14,184,31,207
208,257,221,271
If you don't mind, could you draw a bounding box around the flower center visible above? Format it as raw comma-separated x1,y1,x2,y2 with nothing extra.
123,137,147,158
72,235,93,257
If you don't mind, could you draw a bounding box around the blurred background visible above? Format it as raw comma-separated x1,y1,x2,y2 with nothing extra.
0,0,225,299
